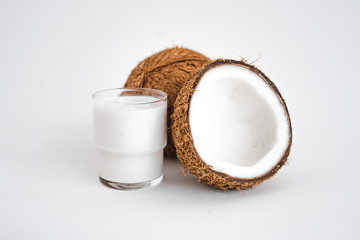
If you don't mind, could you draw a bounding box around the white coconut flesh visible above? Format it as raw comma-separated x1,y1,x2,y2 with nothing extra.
189,65,290,179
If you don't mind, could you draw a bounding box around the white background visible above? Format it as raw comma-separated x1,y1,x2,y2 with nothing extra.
1,0,359,239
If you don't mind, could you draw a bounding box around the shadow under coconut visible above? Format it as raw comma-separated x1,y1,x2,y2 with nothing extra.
162,157,218,192
162,157,247,194
162,157,290,196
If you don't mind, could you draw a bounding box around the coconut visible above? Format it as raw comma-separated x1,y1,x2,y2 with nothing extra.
171,59,292,190
125,47,210,156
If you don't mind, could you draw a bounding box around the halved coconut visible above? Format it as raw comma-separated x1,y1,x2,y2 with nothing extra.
171,59,292,190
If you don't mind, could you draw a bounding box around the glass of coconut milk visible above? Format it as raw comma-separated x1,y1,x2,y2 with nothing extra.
92,88,167,190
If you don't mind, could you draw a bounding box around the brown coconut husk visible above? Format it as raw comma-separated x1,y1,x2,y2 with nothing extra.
125,47,210,157
171,59,293,190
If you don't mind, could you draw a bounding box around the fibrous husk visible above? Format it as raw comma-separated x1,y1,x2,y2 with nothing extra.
171,59,292,190
125,47,210,156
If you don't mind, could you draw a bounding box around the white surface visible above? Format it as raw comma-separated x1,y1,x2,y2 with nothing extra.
189,65,289,178
0,0,359,239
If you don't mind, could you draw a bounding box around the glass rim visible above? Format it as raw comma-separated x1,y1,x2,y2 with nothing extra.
92,88,167,106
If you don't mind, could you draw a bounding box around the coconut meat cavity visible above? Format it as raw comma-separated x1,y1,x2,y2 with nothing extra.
189,65,290,179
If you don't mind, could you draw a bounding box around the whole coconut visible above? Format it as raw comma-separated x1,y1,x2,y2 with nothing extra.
125,47,210,157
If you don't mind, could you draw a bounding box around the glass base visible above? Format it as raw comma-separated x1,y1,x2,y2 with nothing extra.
99,175,163,190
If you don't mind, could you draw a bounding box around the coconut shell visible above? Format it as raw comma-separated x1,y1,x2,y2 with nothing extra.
125,47,210,156
171,59,293,190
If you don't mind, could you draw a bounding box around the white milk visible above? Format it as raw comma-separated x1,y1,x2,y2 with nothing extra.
93,95,167,183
